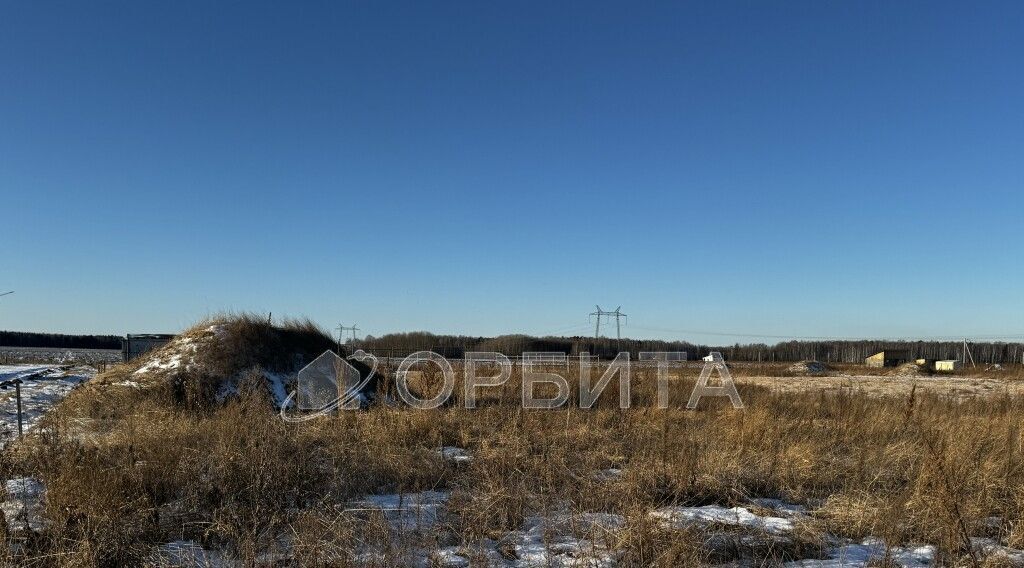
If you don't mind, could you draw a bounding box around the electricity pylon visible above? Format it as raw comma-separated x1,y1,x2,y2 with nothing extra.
337,324,360,343
590,306,627,349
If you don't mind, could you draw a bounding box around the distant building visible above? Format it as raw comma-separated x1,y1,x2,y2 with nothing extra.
865,350,912,368
122,334,174,362
935,360,962,372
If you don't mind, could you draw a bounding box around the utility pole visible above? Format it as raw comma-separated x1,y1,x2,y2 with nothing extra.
963,338,976,369
590,306,605,338
614,306,624,347
589,306,627,350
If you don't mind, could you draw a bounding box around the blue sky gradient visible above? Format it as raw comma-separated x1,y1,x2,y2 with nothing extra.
2,1,1022,343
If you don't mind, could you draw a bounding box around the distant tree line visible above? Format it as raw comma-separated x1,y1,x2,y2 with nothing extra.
354,333,1024,364
0,331,122,350
6,327,1021,364
353,332,698,359
726,340,1024,365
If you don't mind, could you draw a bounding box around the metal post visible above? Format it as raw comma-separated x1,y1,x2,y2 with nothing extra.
615,308,622,351
14,380,23,438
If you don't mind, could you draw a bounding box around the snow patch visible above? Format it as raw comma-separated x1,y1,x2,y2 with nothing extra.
0,365,93,443
264,371,289,408
152,540,228,567
1,477,45,532
509,512,624,567
650,504,796,535
439,446,472,464
785,538,935,567
431,547,473,567
355,491,451,533
971,538,1024,565
134,353,184,375
0,365,55,381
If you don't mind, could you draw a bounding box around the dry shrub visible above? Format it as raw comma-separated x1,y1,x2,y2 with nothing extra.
290,505,360,566
617,516,706,566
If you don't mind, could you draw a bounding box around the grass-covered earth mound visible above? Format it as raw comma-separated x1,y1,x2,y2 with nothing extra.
69,315,343,417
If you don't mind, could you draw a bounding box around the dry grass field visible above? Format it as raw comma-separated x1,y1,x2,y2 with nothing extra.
1,316,1022,566
732,364,1024,399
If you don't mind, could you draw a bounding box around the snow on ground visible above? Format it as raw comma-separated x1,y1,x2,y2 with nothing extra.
0,347,121,365
0,364,94,443
134,353,184,375
971,538,1024,565
355,490,451,533
0,366,95,535
263,371,289,407
647,499,1022,567
348,491,624,567
0,477,46,533
430,511,624,567
0,365,55,381
151,540,228,567
132,336,197,376
165,482,1021,567
137,488,1020,567
150,538,292,567
785,538,936,567
131,332,211,379
650,504,796,535
439,446,473,464
346,491,452,567
218,370,296,408
123,327,300,410
507,512,624,567
0,357,1016,568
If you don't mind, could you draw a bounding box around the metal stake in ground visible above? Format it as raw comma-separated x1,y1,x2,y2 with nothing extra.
0,378,25,438
15,380,23,438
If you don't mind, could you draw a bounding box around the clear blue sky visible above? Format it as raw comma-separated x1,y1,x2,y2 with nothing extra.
2,1,1022,343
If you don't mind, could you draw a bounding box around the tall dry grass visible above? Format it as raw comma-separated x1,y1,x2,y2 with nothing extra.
1,326,1022,566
